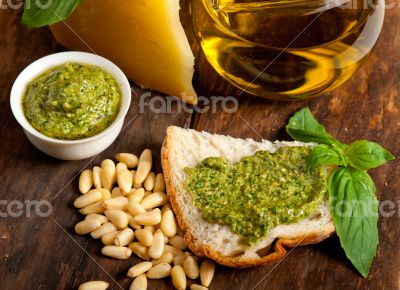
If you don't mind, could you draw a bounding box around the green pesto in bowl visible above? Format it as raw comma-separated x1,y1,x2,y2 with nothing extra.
22,62,121,140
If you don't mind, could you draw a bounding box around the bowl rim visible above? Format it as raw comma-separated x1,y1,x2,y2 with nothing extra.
10,51,131,145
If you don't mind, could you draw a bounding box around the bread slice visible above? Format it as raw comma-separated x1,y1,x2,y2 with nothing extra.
161,126,335,268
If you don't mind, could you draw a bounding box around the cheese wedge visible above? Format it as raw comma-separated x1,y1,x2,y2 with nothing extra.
50,0,197,104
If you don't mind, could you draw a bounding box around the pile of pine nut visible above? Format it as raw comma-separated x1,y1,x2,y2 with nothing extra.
74,150,215,290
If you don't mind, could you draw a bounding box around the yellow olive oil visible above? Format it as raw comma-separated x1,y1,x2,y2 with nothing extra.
191,0,384,100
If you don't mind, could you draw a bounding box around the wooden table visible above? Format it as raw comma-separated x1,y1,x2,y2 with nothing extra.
0,4,399,290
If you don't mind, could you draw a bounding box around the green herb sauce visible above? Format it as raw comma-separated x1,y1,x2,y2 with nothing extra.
185,146,327,245
23,63,121,140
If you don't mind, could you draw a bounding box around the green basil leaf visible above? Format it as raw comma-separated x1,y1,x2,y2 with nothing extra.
306,144,346,173
328,168,378,277
345,140,395,170
22,0,82,28
286,107,341,146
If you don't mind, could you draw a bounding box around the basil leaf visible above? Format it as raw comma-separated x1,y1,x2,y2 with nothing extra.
286,107,340,146
329,168,378,277
306,144,346,172
345,140,395,170
22,0,82,28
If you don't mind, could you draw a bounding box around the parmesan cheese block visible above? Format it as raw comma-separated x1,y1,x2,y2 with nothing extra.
50,0,197,104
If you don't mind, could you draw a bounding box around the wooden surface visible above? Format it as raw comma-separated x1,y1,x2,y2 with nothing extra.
0,5,399,290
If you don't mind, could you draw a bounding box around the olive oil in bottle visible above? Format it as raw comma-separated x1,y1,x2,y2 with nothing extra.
191,0,384,100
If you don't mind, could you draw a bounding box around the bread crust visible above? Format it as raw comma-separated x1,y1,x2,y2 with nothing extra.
161,126,335,268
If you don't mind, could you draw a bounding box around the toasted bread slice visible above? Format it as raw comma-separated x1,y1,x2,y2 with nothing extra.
161,126,335,268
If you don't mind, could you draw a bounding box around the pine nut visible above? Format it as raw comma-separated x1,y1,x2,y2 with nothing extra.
101,231,119,246
164,236,169,244
154,173,165,193
200,260,215,287
79,202,106,215
115,228,135,246
101,159,116,179
135,229,154,247
93,166,102,189
79,169,93,194
131,171,143,188
116,153,139,168
160,209,177,237
146,263,171,279
101,159,116,186
148,229,164,259
129,242,150,260
151,252,174,266
78,281,109,290
105,209,129,229
164,245,184,257
102,196,128,210
118,169,133,194
173,254,185,266
171,265,186,290
101,165,115,191
90,222,118,239
129,274,147,290
127,202,146,216
85,214,108,225
189,253,198,262
190,284,208,290
128,214,142,230
74,190,102,208
144,172,155,191
101,159,115,168
169,236,187,250
101,245,132,259
75,219,101,235
161,203,172,213
127,188,145,203
183,255,200,279
140,192,168,210
135,149,152,184
127,261,152,278
99,188,111,200
144,226,156,234
111,187,123,198
133,208,161,226
116,162,128,174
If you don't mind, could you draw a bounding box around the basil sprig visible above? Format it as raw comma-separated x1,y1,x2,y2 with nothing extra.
286,107,342,147
22,0,82,28
329,168,378,277
306,144,347,173
345,140,395,170
286,107,395,277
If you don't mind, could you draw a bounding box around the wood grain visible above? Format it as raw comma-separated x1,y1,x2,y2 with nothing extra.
0,4,399,290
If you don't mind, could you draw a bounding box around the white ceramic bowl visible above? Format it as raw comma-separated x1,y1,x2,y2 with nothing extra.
10,51,131,160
